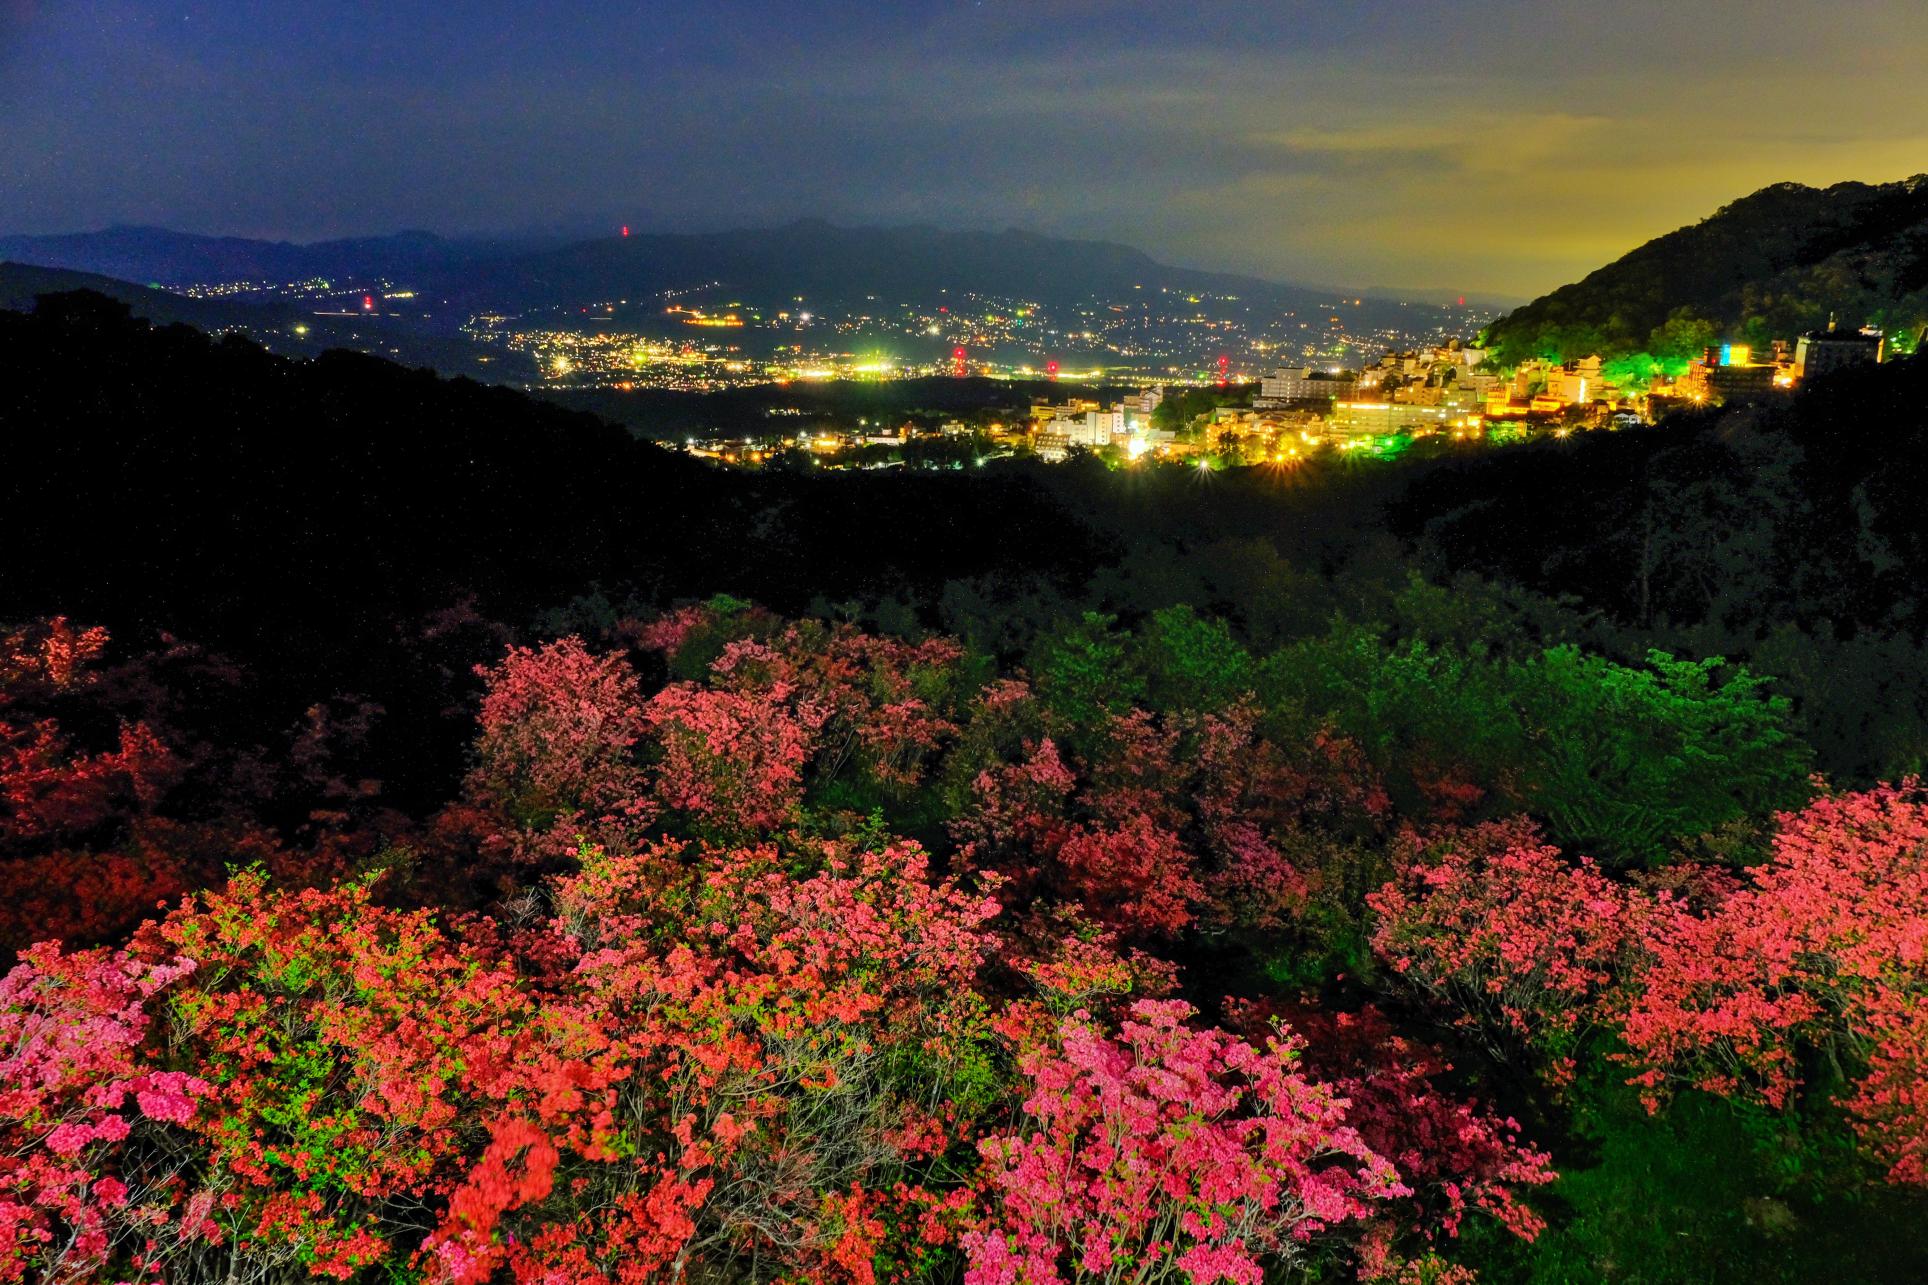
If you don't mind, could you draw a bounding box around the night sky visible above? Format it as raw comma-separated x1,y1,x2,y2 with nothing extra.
4,0,1924,296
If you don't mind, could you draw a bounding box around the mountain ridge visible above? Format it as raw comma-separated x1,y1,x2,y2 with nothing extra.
1481,175,1928,364
0,261,536,381
0,220,1356,311
0,225,537,289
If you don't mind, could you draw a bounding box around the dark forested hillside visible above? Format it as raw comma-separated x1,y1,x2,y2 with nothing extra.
0,219,1333,314
439,218,1323,310
0,225,503,289
1481,176,1928,364
0,261,538,381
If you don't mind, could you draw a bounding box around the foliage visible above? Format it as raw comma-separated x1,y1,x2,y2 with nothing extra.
3,576,1927,1282
1504,647,1811,865
1133,605,1255,713
1261,632,1812,864
1619,785,1928,1185
1369,819,1644,1080
0,941,206,1284
964,999,1403,1285
468,636,652,860
1030,613,1145,733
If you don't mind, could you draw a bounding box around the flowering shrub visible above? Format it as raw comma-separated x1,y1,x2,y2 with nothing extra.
1,619,181,853
137,870,540,1281
1229,1000,1555,1244
1369,819,1644,1080
423,834,1007,1283
965,999,1404,1285
468,637,652,861
0,844,191,950
645,681,815,837
0,940,206,1284
1,604,1729,1282
693,620,968,800
1053,817,1200,939
0,620,198,950
1618,784,1928,1184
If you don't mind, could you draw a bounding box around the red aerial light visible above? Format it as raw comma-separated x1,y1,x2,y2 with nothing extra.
952,346,968,378
1046,360,1060,379
1458,295,1466,307
362,295,374,311
621,226,630,237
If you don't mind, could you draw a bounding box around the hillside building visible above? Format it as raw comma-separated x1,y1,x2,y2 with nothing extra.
1256,366,1357,408
1794,320,1885,381
1329,400,1452,437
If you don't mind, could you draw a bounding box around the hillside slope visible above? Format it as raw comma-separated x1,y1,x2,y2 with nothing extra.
0,262,535,381
0,226,504,289
1482,176,1928,364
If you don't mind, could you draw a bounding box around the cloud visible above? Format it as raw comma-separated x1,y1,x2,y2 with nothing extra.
2,1,1925,296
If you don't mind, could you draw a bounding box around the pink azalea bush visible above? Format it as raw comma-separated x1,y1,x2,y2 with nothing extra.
964,999,1406,1285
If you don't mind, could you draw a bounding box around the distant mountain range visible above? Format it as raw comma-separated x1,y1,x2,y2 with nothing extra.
0,226,529,290
440,218,1345,311
0,220,1379,313
1482,176,1928,364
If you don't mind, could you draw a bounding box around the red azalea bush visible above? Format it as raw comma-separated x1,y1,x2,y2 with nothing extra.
964,998,1405,1285
643,680,817,838
953,704,1391,945
1367,818,1645,1080
425,833,1006,1284
0,940,207,1284
468,636,653,861
1228,1000,1556,1244
141,870,538,1281
1,617,180,854
1619,784,1928,1184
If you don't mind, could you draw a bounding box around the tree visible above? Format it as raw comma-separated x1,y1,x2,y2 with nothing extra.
1135,605,1255,713
1031,613,1145,735
1504,648,1811,865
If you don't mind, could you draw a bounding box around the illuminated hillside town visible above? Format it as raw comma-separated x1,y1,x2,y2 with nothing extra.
674,320,1901,470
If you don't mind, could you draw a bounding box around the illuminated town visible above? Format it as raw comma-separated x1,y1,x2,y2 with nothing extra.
664,321,1901,471
453,285,1496,390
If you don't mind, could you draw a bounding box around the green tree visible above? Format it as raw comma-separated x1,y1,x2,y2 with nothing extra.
1032,611,1146,731
1134,605,1255,712
1505,647,1811,865
1256,624,1520,816
1649,309,1721,360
